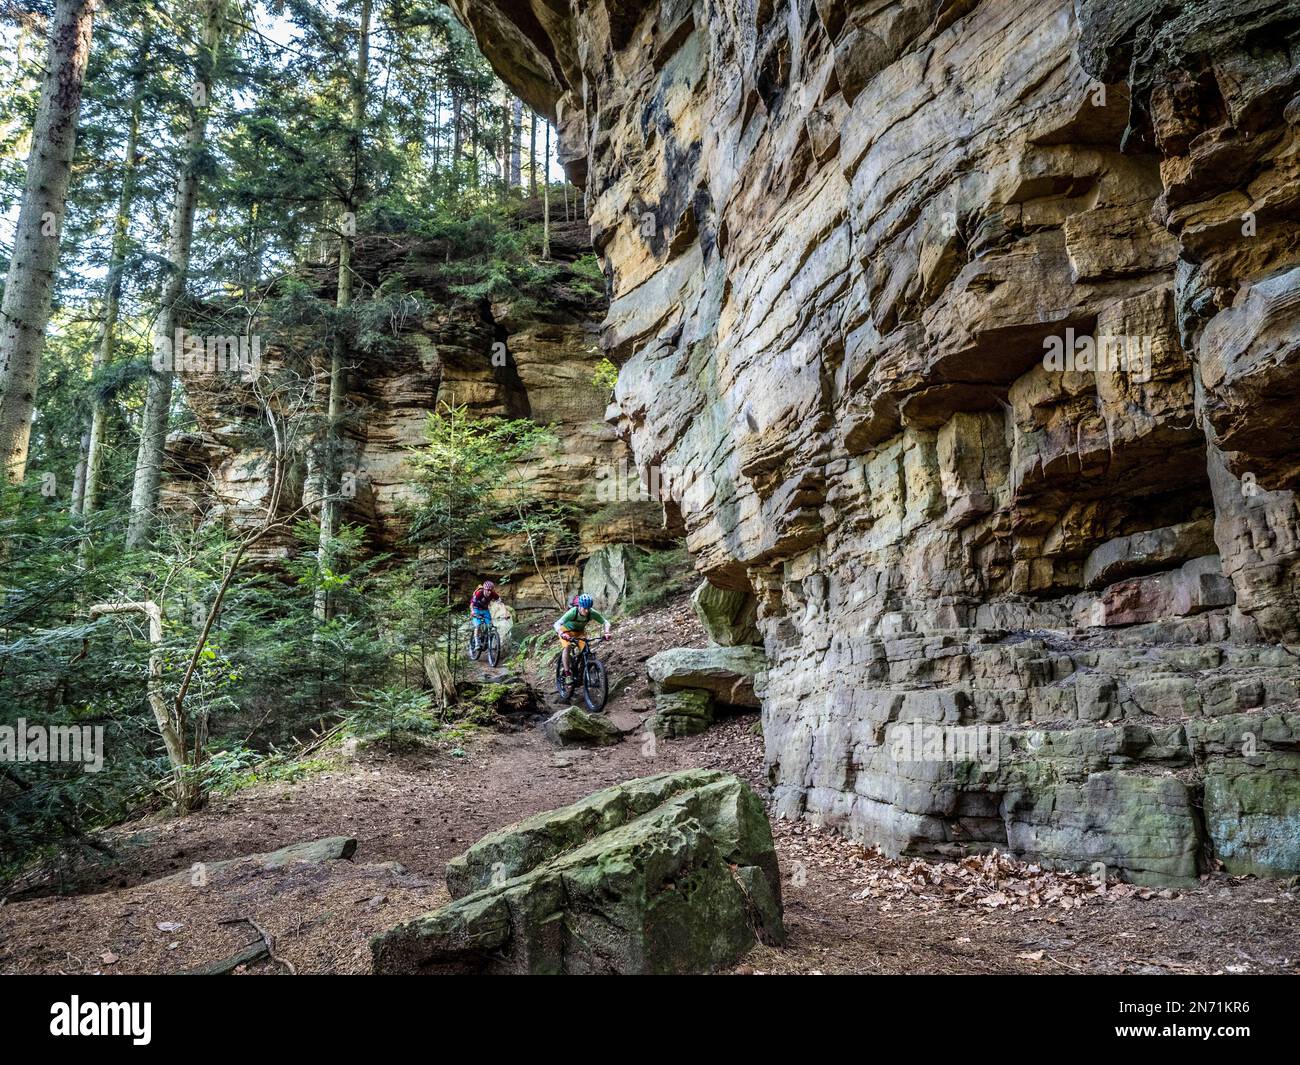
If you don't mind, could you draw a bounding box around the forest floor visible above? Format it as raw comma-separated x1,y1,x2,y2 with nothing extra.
2,596,1298,976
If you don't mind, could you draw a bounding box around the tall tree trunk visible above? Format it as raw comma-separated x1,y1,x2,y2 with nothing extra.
314,0,371,622
509,97,522,188
450,87,462,190
499,87,509,192
469,90,479,188
126,0,224,549
431,88,441,177
89,600,197,809
529,109,538,198
0,0,96,484
76,26,151,519
542,121,551,259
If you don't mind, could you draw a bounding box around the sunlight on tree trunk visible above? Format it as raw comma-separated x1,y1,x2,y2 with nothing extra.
0,0,96,484
542,121,551,260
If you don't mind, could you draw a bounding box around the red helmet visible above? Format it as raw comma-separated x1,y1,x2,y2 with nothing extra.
483,580,495,591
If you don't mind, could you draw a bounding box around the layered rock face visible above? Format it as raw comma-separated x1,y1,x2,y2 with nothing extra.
457,0,1300,879
163,222,669,610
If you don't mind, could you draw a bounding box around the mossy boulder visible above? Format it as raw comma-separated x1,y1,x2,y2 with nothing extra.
650,688,715,738
543,706,621,747
371,769,784,974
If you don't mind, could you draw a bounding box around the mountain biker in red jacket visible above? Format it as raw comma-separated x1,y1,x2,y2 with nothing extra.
469,581,499,634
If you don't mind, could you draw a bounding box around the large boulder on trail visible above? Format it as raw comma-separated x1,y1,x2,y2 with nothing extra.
542,706,621,746
370,769,784,974
646,646,766,708
691,580,761,646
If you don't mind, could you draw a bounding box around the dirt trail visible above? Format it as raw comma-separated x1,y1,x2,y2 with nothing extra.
2,598,1297,975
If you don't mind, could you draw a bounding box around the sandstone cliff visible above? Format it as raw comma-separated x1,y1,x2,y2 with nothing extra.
452,0,1300,880
162,211,671,611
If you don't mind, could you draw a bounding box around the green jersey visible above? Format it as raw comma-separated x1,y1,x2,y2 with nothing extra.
559,607,606,632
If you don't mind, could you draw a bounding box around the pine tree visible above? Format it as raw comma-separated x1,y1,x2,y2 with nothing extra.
314,0,372,621
75,21,153,519
125,0,227,548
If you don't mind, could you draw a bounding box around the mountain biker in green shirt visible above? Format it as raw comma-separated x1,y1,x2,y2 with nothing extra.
554,594,611,684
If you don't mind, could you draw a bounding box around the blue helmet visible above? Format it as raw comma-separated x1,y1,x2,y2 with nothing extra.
577,594,594,609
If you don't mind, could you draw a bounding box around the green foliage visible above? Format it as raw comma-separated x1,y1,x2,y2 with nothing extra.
203,746,334,796
405,403,562,680
569,254,608,302
405,402,558,575
621,544,696,616
506,631,549,672
0,484,153,876
345,686,440,740
592,356,619,394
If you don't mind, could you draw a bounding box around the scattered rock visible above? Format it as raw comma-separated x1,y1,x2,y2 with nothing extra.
150,836,358,887
542,706,621,747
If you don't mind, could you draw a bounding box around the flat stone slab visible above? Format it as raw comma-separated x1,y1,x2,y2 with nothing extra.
152,836,358,887
1083,519,1216,590
646,646,766,707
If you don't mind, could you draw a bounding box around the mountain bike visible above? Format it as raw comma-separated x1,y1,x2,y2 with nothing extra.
468,616,502,667
554,633,609,711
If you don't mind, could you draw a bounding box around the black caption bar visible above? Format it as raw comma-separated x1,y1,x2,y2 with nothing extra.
0,973,1290,1050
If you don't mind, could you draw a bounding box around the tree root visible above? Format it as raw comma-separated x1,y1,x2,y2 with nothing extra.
183,916,297,975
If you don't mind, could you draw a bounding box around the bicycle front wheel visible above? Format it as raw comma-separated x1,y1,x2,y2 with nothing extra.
486,628,501,667
583,658,607,712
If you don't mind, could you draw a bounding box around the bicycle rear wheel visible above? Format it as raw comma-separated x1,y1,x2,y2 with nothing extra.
468,627,482,661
